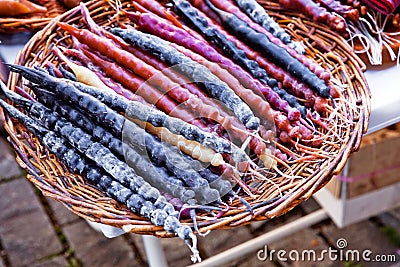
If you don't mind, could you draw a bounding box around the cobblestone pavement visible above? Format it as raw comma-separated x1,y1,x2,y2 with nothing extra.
0,132,400,267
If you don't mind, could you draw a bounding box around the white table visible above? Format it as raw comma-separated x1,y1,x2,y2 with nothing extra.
364,62,400,134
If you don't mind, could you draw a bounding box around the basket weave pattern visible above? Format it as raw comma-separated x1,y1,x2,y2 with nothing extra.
4,0,370,237
0,0,67,32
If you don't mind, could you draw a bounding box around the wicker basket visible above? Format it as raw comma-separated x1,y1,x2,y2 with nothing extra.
4,0,370,237
0,0,68,32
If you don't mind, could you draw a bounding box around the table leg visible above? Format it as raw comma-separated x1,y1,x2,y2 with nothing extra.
142,235,168,267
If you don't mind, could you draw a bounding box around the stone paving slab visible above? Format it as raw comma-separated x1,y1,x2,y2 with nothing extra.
376,212,400,236
236,253,278,267
321,220,400,267
160,237,193,267
267,227,335,267
128,234,148,265
0,179,63,266
63,220,139,267
212,249,279,267
0,138,22,181
46,197,80,226
300,197,322,214
201,225,253,257
31,256,69,267
389,207,400,226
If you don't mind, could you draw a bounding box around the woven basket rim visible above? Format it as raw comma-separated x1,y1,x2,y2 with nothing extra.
0,0,68,32
4,0,371,236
